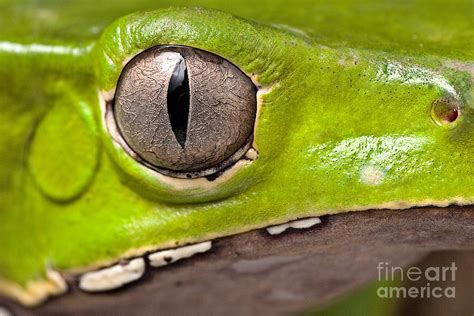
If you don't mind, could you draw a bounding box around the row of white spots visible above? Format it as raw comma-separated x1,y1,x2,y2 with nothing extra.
78,241,212,292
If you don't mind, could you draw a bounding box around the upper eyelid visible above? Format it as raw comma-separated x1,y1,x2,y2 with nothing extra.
93,8,292,92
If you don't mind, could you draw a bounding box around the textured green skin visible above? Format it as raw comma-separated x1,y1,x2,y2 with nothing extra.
0,0,473,296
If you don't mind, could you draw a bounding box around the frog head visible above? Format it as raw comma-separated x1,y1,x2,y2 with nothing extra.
0,7,472,306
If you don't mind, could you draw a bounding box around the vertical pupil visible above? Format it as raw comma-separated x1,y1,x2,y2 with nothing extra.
167,54,190,148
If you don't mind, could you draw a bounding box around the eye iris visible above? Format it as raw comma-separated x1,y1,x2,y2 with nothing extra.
113,46,257,176
167,54,189,148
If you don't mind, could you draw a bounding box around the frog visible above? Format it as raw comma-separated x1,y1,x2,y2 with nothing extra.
0,0,473,307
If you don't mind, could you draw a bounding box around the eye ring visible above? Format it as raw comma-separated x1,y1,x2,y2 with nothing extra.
111,45,258,179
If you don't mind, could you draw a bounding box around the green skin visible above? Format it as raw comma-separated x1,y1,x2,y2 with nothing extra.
0,0,473,305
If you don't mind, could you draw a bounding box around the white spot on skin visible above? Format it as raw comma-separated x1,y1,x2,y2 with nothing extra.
0,306,12,316
35,9,58,22
79,258,145,292
306,135,433,183
266,217,321,235
89,26,101,35
377,61,460,99
245,148,258,160
360,165,386,186
148,241,212,268
337,52,360,67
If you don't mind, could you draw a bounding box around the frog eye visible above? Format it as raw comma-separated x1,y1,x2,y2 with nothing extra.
430,98,460,128
113,46,257,178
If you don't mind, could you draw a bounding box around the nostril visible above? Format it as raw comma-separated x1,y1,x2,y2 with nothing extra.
431,98,460,127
